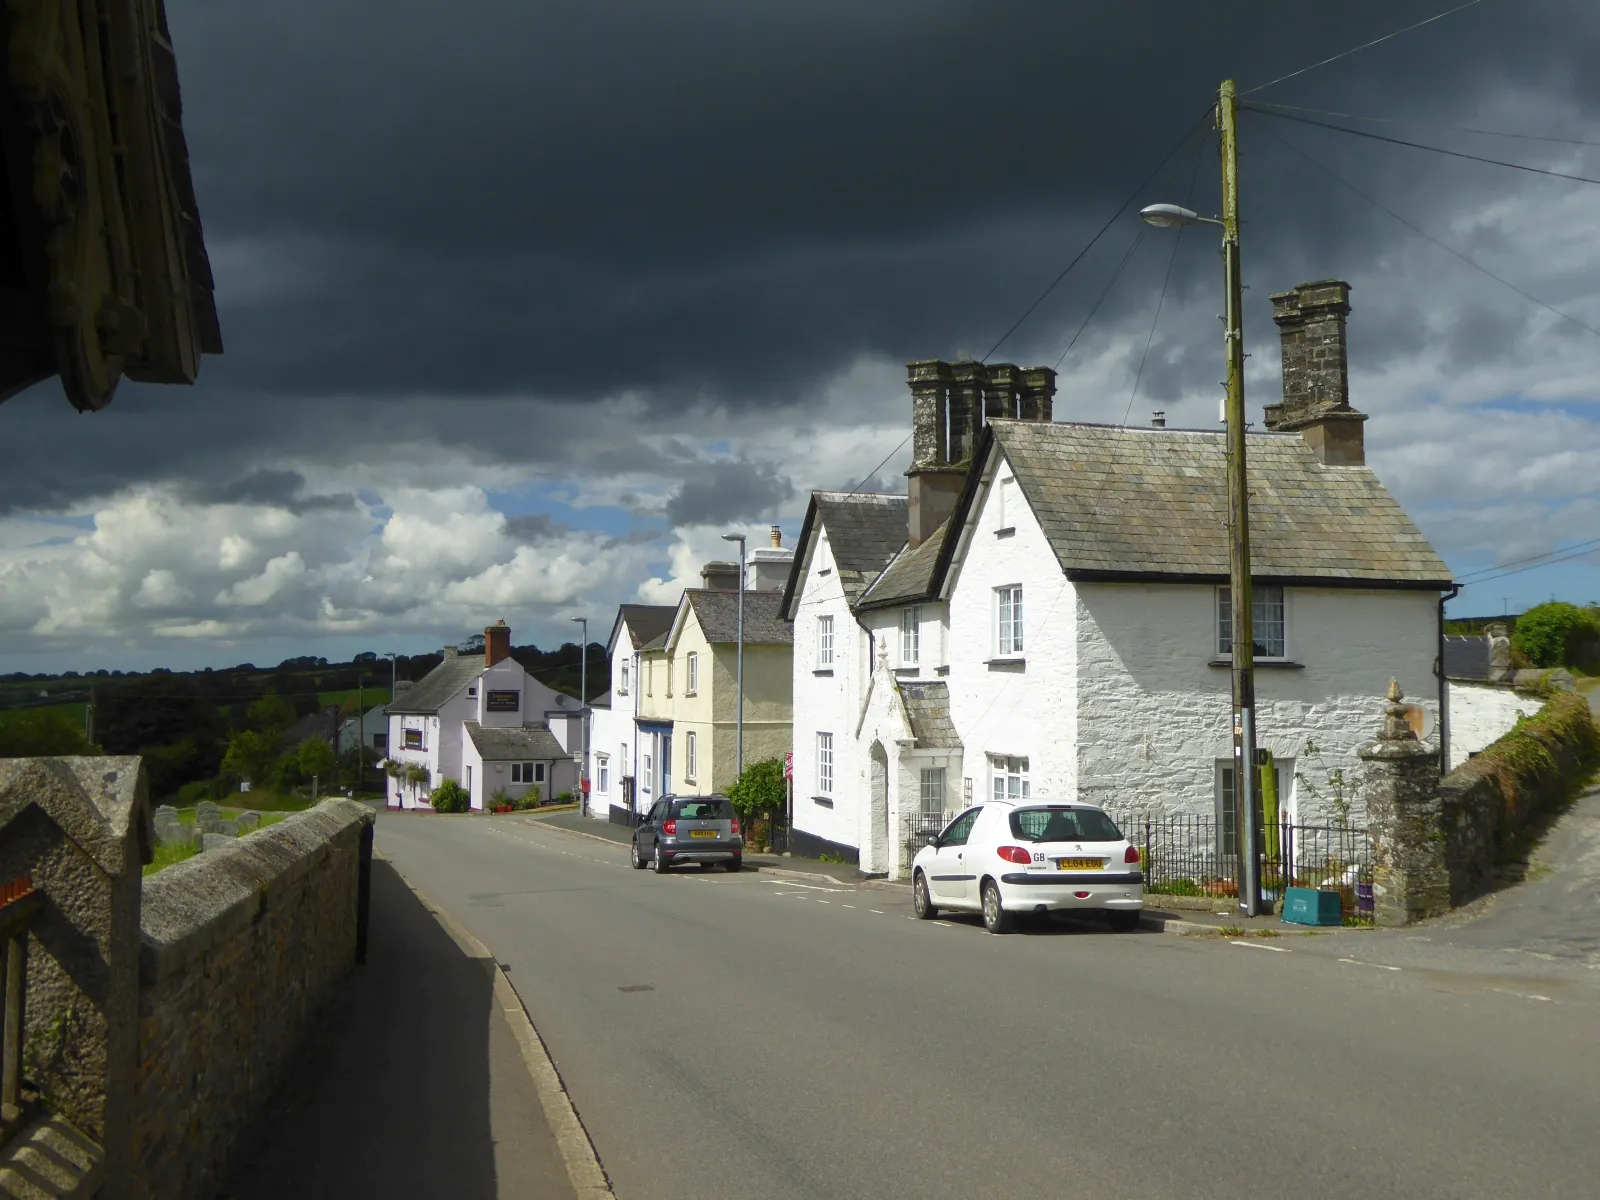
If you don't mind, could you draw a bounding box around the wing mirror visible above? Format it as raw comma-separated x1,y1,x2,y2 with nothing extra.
924,835,940,848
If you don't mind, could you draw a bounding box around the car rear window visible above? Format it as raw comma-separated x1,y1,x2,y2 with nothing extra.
672,798,732,820
1009,806,1124,843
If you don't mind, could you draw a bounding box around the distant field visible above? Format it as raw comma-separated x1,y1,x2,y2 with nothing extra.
316,687,391,709
0,701,88,729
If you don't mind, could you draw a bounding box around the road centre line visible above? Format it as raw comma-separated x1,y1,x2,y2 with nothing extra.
1338,957,1401,971
1231,940,1290,953
869,910,885,914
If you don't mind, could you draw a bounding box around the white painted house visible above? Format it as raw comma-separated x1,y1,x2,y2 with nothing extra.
589,604,677,822
384,621,581,810
784,280,1455,879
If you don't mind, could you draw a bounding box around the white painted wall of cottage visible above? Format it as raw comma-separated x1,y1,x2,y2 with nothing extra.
790,527,870,852
1444,681,1544,771
589,624,639,818
944,456,1080,811
1075,583,1440,825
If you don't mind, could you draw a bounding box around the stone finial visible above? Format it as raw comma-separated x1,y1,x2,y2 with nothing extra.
1380,679,1417,742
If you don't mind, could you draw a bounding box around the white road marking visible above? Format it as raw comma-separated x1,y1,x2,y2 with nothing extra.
1230,940,1290,953
1338,958,1401,971
816,900,830,904
765,880,841,892
841,904,855,909
933,922,954,929
869,910,885,914
1491,988,1553,1002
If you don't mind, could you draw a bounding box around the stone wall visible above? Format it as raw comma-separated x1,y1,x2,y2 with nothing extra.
1445,680,1545,771
132,799,374,1200
1437,691,1598,905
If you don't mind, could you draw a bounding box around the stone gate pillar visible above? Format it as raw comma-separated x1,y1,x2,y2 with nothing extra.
0,757,151,1195
1359,681,1447,926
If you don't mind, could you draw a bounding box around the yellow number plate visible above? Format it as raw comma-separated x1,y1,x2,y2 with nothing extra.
1056,858,1103,870
689,830,717,839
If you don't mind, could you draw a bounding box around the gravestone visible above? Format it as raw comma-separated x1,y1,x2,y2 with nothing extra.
201,833,234,853
195,800,221,821
155,805,178,821
217,820,239,838
155,821,190,846
198,818,223,836
236,812,261,832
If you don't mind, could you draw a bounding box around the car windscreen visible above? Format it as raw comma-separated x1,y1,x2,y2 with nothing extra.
672,798,733,820
1009,806,1124,843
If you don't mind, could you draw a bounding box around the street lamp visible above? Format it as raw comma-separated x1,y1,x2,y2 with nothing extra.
1140,79,1263,918
720,532,746,780
570,616,589,817
382,652,399,808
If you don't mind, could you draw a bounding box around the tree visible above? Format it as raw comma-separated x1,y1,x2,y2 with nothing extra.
0,708,99,758
1511,602,1600,668
221,729,275,787
247,690,297,739
726,757,786,819
298,737,336,800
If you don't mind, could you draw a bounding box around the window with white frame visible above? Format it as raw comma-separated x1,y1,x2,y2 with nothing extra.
901,605,921,664
646,659,653,695
1217,585,1286,658
817,615,835,666
643,751,652,790
619,660,630,695
817,732,834,795
989,755,1029,801
995,586,1024,656
919,766,946,817
511,762,536,784
1215,758,1292,860
597,755,610,793
685,731,698,779
686,651,698,694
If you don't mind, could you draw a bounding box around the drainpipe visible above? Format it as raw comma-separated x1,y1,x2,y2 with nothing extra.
1436,584,1461,774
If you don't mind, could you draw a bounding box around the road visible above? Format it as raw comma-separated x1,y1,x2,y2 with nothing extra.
377,811,1600,1200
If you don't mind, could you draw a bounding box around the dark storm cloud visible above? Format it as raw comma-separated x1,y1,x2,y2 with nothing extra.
5,0,1599,509
186,469,356,514
663,459,794,526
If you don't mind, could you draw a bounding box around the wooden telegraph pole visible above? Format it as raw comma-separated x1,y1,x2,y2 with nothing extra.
1219,79,1262,917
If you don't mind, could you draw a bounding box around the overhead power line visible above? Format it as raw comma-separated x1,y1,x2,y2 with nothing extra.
1247,105,1600,188
1460,542,1600,586
982,109,1212,363
1259,125,1600,342
1244,101,1600,149
1053,225,1149,371
1242,0,1489,97
1456,536,1600,584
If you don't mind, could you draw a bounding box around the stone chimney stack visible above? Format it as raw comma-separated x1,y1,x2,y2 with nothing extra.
485,620,511,667
1266,279,1367,466
1151,412,1166,428
700,561,740,591
904,358,1057,549
745,528,795,592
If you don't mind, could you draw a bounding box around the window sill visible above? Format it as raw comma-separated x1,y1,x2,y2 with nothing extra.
812,795,834,808
892,665,920,676
1208,658,1304,670
812,668,835,677
935,665,950,675
986,657,1025,671
994,526,1016,539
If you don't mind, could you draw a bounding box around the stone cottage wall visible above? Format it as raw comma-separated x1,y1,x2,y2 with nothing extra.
132,799,374,1200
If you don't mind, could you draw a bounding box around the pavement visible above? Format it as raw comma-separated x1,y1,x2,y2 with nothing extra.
218,852,581,1200
377,806,1600,1200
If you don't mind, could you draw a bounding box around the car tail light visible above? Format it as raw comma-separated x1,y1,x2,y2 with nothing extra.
663,819,677,835
1074,891,1091,899
997,846,1032,865
1124,845,1141,864
731,818,741,835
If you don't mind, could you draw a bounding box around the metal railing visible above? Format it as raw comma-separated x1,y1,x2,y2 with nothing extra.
0,873,42,1144
1106,811,1374,924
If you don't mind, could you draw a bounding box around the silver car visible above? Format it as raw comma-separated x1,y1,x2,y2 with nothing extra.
632,794,744,872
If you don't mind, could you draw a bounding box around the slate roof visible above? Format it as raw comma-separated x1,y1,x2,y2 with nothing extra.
619,604,676,650
286,708,339,745
814,493,911,603
464,721,567,761
858,520,949,610
686,589,792,645
1443,635,1491,681
900,682,960,749
988,420,1452,585
386,654,483,714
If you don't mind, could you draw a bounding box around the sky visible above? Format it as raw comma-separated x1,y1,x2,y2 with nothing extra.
4,0,1600,673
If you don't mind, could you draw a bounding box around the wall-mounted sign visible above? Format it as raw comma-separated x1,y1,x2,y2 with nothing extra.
486,689,521,713
404,729,423,750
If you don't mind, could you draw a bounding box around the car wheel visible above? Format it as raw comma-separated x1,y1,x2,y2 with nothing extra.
913,871,938,920
651,844,668,873
723,855,742,873
631,841,646,870
1108,910,1141,932
981,880,1013,934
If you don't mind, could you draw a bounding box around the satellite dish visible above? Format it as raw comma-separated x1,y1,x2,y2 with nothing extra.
1403,704,1434,740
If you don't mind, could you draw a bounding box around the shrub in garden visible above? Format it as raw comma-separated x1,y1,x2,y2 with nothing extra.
1511,602,1600,668
431,779,471,813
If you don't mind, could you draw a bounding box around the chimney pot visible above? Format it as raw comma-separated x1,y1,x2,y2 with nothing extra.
1151,412,1166,428
770,525,781,549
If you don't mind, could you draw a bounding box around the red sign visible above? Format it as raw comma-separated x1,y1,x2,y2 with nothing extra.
580,778,591,794
784,752,793,780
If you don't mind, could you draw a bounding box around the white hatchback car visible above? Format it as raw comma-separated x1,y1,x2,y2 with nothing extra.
910,801,1144,933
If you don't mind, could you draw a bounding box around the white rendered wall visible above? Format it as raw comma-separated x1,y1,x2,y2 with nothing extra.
1445,681,1544,771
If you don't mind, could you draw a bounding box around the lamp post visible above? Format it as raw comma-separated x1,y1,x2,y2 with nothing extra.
720,532,746,780
1140,78,1262,917
570,616,589,817
382,652,398,808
